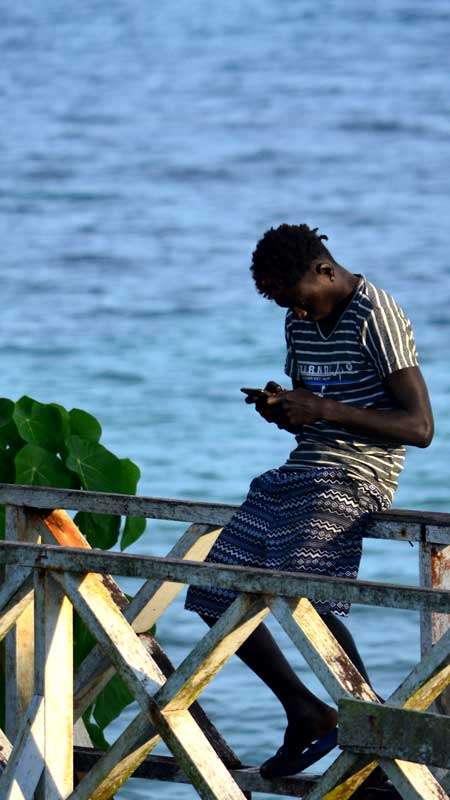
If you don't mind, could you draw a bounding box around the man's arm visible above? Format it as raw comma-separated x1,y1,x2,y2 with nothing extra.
269,366,434,448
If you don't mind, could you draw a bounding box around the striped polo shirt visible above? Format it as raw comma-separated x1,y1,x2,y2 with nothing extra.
283,275,419,499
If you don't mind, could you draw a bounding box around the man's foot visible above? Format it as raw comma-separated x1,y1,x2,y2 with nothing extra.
260,726,338,779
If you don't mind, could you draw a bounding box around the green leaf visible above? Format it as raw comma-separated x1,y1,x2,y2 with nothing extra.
65,436,121,492
50,403,70,441
118,458,141,494
69,408,102,442
93,673,134,731
120,516,146,550
0,398,14,427
13,397,67,454
0,398,22,451
73,613,97,668
82,707,110,750
74,511,121,550
0,450,15,483
15,444,73,488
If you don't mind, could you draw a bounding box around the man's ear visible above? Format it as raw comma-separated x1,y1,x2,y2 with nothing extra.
315,261,335,281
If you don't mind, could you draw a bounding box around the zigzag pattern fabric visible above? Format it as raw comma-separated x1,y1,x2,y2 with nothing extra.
185,466,390,618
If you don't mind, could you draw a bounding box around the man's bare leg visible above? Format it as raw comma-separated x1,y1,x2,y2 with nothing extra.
201,608,377,748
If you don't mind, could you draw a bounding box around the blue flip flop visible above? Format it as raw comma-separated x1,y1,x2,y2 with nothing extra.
260,727,338,779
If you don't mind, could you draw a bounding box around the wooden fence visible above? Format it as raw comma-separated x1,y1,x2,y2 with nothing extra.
0,482,449,800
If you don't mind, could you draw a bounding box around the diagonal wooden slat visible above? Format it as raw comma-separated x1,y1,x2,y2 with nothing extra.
268,596,378,702
0,575,34,643
69,711,159,800
69,594,283,799
0,694,45,800
31,509,242,779
153,706,247,800
127,523,223,634
155,593,269,712
0,568,32,613
308,628,450,800
390,626,450,709
0,728,12,776
303,751,378,800
70,519,222,715
272,595,450,800
380,758,448,800
54,570,247,799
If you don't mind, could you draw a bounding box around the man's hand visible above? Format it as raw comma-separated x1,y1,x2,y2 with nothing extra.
266,387,324,426
245,382,304,433
250,381,283,423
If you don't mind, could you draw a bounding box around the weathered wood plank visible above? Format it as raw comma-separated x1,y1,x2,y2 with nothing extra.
73,748,323,797
269,600,449,799
153,707,247,800
2,541,450,613
0,568,32,613
0,694,45,800
127,523,222,634
71,712,159,800
306,628,450,800
307,635,450,799
440,770,450,797
55,570,166,698
0,575,34,643
4,507,38,742
34,571,73,799
420,540,450,715
379,758,448,800
303,751,378,800
390,626,450,710
339,699,450,768
269,596,378,703
1,482,450,540
73,522,221,715
155,594,269,712
0,728,12,776
55,571,246,800
74,631,244,787
33,511,241,772
75,750,405,798
420,541,434,655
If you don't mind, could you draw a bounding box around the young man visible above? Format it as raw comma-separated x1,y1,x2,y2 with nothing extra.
185,224,433,778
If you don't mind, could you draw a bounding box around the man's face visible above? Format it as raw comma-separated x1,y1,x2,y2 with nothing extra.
269,263,336,321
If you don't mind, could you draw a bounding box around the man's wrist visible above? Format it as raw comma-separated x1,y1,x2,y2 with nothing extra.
320,397,337,423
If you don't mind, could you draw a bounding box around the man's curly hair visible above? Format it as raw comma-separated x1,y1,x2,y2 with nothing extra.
250,224,333,298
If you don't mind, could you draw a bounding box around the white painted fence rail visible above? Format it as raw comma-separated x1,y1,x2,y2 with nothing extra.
0,482,449,800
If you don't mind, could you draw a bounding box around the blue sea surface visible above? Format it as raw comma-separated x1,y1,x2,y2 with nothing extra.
1,1,450,797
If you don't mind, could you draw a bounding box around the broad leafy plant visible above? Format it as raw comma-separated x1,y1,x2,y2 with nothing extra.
0,395,150,746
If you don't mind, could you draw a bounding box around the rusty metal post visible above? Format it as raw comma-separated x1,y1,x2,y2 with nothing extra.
419,525,450,714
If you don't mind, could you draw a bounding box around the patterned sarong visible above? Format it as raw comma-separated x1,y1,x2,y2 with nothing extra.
185,467,390,618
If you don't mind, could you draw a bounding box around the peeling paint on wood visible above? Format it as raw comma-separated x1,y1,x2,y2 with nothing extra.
4,507,38,743
1,486,449,800
0,694,45,799
34,570,73,798
1,482,449,542
1,541,449,613
0,728,12,776
339,699,450,767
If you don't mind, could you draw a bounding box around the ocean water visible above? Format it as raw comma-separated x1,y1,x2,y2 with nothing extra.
1,1,450,797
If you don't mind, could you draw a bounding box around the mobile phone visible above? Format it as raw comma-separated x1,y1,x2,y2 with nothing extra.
240,387,269,399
